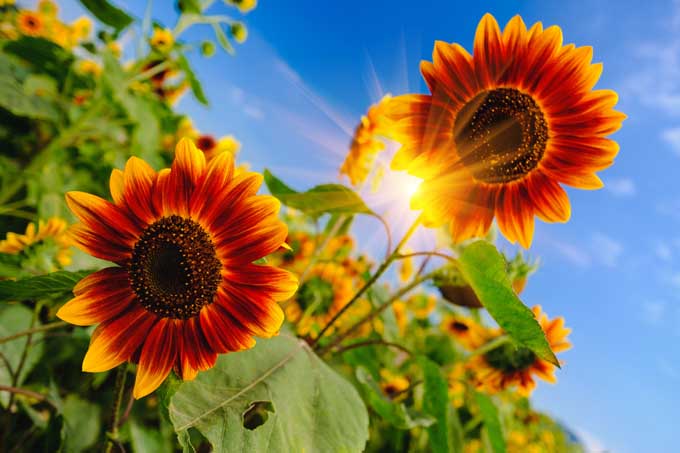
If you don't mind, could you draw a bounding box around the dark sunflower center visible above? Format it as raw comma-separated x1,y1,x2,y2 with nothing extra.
450,321,470,333
454,88,548,184
297,276,334,315
197,135,217,151
484,343,537,373
129,215,222,319
383,384,399,397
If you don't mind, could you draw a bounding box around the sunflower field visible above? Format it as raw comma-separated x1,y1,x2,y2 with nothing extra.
0,1,625,452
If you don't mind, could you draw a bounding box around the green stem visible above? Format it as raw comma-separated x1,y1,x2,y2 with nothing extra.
104,365,127,453
330,339,412,356
468,335,510,358
319,270,437,356
0,321,68,346
310,216,422,349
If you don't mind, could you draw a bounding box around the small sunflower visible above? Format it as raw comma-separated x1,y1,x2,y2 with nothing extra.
340,96,392,187
70,16,92,42
76,59,102,77
379,369,410,400
285,262,353,337
0,217,72,268
196,134,241,161
382,14,625,247
57,138,297,398
467,306,571,396
441,314,493,350
392,300,408,335
407,293,436,319
150,27,174,52
226,0,257,13
17,10,44,37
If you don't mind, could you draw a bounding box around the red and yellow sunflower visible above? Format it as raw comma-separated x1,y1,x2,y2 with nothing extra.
17,10,44,37
467,306,571,395
441,314,494,351
57,138,298,398
382,14,625,247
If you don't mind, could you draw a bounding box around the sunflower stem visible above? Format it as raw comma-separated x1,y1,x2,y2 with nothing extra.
468,334,511,358
104,365,128,453
310,215,422,349
319,270,437,356
0,321,68,346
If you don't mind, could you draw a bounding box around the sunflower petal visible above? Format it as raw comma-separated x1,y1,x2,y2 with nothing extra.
133,319,178,398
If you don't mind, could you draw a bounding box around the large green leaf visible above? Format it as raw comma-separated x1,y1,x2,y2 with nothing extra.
457,241,558,366
0,305,45,407
418,356,451,453
169,335,368,452
61,395,102,453
474,392,505,453
0,270,91,303
264,169,375,217
79,0,134,31
3,37,74,83
0,72,59,121
355,366,433,430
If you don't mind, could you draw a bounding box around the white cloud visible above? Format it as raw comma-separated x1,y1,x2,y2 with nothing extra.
573,427,607,453
547,239,593,268
662,127,680,155
604,177,636,197
655,242,673,261
591,233,624,267
642,300,667,325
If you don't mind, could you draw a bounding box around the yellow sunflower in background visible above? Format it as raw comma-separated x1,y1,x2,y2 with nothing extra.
379,369,410,400
407,293,436,319
285,262,353,337
441,314,493,350
467,306,571,395
340,95,392,186
57,138,297,398
196,134,241,161
17,10,44,37
0,217,72,268
150,27,174,52
382,14,625,247
447,363,467,408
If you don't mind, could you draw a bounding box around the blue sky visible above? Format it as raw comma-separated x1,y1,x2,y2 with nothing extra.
55,0,680,451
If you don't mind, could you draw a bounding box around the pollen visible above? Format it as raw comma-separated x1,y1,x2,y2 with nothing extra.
129,215,222,319
454,88,548,184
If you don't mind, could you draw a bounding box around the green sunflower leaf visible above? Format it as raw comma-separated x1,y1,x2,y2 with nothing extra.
0,270,91,303
264,169,375,217
457,241,559,366
79,0,134,32
169,335,369,453
418,356,451,453
177,55,209,105
60,394,102,453
474,392,506,453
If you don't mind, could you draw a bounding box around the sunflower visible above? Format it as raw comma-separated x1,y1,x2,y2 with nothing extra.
447,363,467,408
382,14,625,247
407,293,436,319
76,59,102,77
285,262,353,337
56,138,297,398
70,16,92,42
467,306,571,395
0,217,72,268
392,299,408,335
196,134,241,161
226,0,257,13
379,369,410,400
150,27,174,52
441,314,492,350
398,250,414,283
17,10,44,37
340,96,392,186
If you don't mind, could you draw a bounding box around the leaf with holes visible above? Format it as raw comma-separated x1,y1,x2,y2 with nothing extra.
169,335,368,452
458,241,558,366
